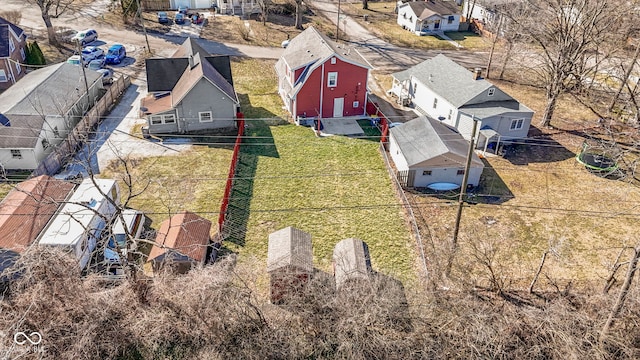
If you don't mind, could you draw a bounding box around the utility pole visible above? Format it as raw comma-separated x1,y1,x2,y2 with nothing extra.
448,116,479,276
336,0,342,41
136,0,152,54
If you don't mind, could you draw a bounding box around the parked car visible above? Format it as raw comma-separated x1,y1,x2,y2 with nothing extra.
157,11,169,23
87,58,105,70
174,13,185,25
66,55,82,65
81,46,104,62
97,68,114,85
71,29,98,46
105,44,126,65
178,5,189,14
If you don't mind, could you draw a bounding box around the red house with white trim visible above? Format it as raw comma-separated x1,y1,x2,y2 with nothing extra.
275,26,371,122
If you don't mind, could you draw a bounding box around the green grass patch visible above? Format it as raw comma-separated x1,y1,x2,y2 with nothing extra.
444,31,491,50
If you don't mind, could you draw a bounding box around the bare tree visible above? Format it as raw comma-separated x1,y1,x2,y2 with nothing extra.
506,0,632,127
293,0,303,30
257,0,271,26
27,0,76,46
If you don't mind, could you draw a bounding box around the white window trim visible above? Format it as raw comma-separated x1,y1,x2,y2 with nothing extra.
15,62,21,74
163,114,176,124
510,118,524,130
327,72,338,87
10,149,21,159
0,69,7,82
20,48,25,60
150,115,162,125
352,101,359,108
331,57,336,64
9,38,15,53
199,111,213,122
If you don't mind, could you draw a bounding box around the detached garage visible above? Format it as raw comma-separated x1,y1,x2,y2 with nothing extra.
389,116,484,189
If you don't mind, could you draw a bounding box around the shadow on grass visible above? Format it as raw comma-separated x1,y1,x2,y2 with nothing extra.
500,125,576,165
223,93,282,247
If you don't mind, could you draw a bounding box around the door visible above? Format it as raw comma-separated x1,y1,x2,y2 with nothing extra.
333,97,344,118
434,20,440,29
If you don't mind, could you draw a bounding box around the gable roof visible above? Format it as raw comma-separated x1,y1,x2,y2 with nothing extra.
278,26,370,71
267,226,313,273
170,52,238,107
0,114,48,148
0,17,25,58
404,0,460,20
148,211,212,263
393,54,514,108
0,175,75,253
0,63,102,115
390,116,484,167
333,238,372,289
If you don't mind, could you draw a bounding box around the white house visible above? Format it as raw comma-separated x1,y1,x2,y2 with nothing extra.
0,63,103,171
397,0,461,35
389,116,484,188
38,178,120,270
389,54,534,151
463,0,514,31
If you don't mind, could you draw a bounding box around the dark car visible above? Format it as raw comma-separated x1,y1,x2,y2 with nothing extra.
175,13,185,25
105,44,126,65
157,11,169,23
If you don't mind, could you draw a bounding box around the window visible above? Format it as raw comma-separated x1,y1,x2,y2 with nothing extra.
150,116,162,125
488,88,495,96
433,98,438,109
448,109,452,120
423,170,432,176
20,48,25,60
53,126,59,137
327,72,338,87
353,101,359,108
510,118,524,130
11,150,21,159
41,139,50,149
199,111,213,122
15,62,21,74
9,39,14,53
457,169,465,176
163,114,176,124
448,16,455,24
413,83,417,94
0,69,6,82
331,57,336,65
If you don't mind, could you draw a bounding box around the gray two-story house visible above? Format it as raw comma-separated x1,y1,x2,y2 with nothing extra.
141,38,239,135
390,54,534,151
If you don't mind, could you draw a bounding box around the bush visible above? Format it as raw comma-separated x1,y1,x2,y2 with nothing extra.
25,41,47,66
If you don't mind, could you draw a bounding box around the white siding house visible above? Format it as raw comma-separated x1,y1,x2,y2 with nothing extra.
38,178,120,270
390,54,534,151
397,0,461,35
389,116,484,188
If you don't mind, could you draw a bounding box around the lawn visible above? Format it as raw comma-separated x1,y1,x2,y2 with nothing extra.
227,59,417,283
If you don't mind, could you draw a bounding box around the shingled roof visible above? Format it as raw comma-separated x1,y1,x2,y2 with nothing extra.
0,17,25,58
403,0,460,20
267,226,313,273
148,211,212,264
0,175,75,253
333,238,372,289
390,116,484,168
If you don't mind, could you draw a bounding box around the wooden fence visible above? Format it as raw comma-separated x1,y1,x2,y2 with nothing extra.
140,0,171,10
32,75,132,177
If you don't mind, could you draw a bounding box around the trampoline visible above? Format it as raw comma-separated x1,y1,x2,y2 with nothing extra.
576,142,619,174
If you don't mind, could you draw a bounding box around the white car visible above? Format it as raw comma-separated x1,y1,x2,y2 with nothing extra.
81,46,104,62
66,55,82,65
71,29,98,45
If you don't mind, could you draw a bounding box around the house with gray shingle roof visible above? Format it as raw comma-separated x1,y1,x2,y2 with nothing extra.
141,38,239,135
267,226,313,304
0,62,103,171
389,116,484,188
275,26,371,122
0,16,27,91
397,0,461,35
333,238,372,289
390,54,534,150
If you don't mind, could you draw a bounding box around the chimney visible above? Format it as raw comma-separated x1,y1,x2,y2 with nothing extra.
473,68,482,80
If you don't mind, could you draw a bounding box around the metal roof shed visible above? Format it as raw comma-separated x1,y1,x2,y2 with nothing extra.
267,226,313,304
